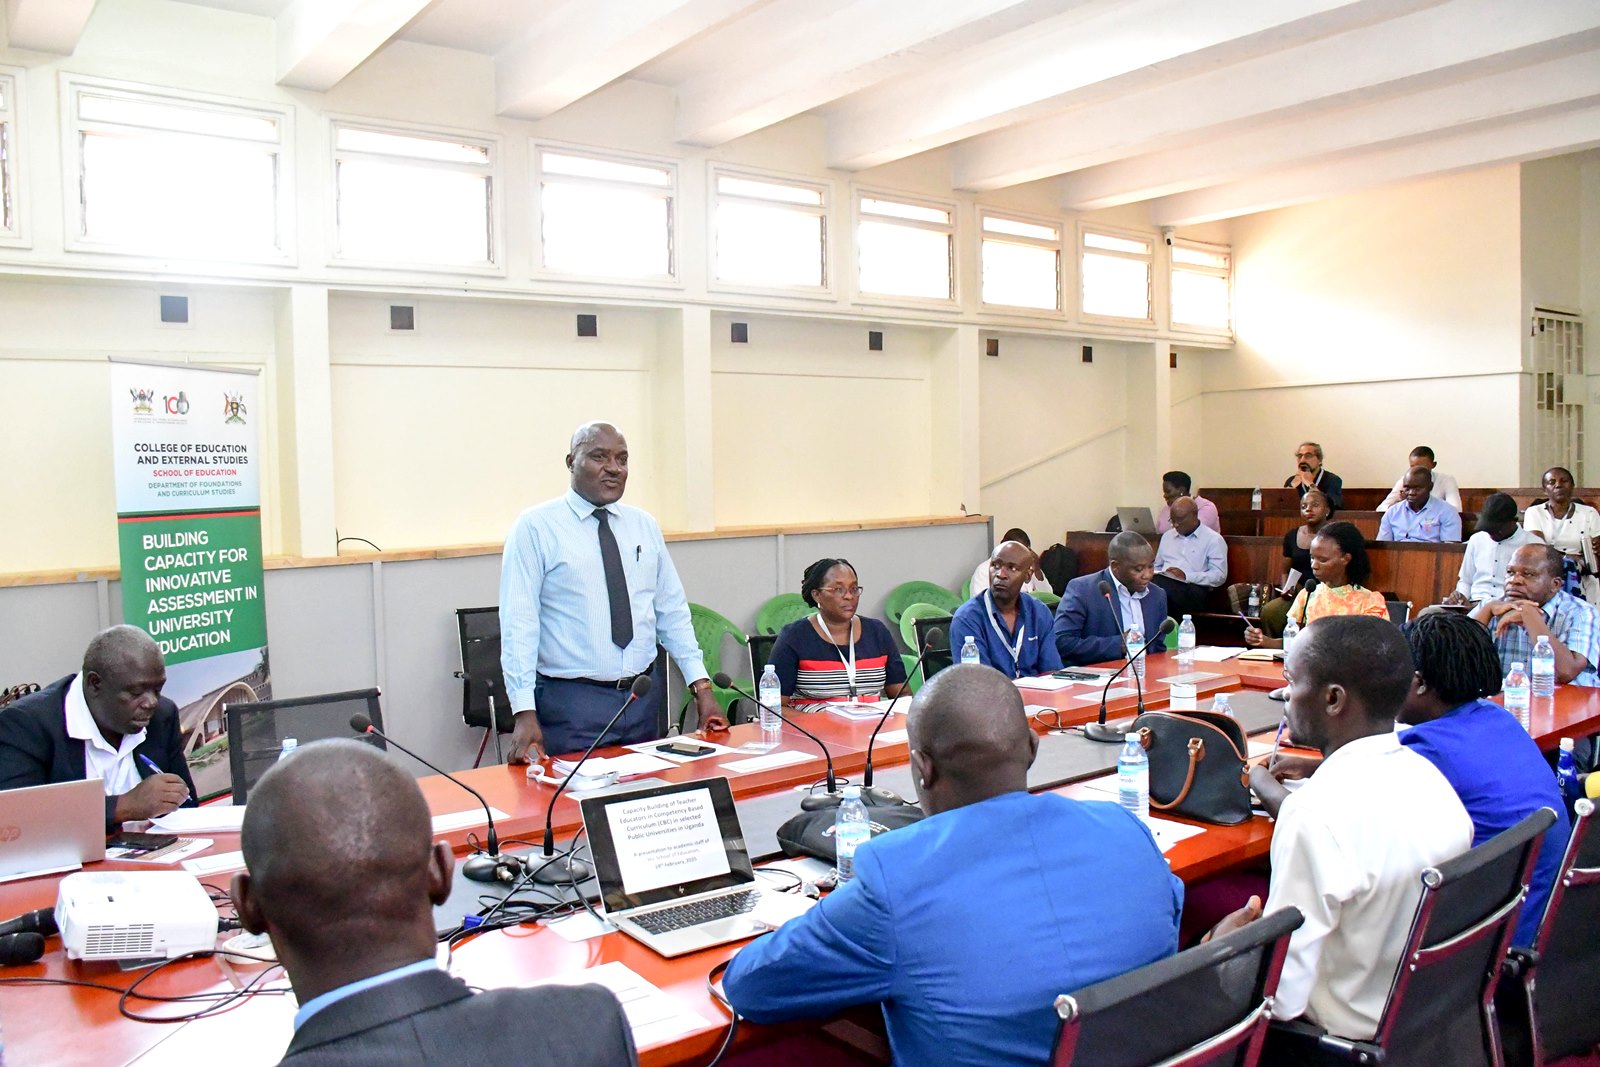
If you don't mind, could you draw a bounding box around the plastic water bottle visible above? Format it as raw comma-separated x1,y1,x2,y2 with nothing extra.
1177,614,1196,666
834,786,871,883
1504,661,1530,728
1282,616,1299,654
1251,486,1262,510
1213,692,1235,720
1532,636,1556,698
1125,621,1146,680
1246,585,1261,618
960,635,980,665
757,664,783,750
1557,738,1580,799
1118,734,1149,822
277,738,298,762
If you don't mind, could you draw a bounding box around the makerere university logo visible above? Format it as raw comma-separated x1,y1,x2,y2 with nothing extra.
223,392,248,425
129,387,156,415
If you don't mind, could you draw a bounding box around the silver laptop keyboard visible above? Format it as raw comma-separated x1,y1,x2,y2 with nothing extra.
631,888,763,934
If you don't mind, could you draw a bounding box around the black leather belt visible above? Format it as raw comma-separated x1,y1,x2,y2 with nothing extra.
568,674,644,690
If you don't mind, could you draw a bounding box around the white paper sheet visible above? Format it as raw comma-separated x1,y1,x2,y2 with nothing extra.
1146,818,1207,852
873,728,908,745
1190,646,1244,661
530,962,713,1049
720,749,814,774
430,807,511,834
542,909,616,942
1014,676,1079,692
150,806,246,833
551,752,677,778
182,849,246,875
624,739,742,763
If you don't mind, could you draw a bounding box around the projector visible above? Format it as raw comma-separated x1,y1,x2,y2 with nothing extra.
56,871,219,961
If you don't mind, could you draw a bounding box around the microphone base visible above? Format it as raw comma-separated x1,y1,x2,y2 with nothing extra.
799,791,842,811
463,851,525,884
1083,720,1134,744
530,853,593,885
863,786,908,807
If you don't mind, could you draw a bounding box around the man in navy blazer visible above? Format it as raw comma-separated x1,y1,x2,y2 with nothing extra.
722,665,1183,1067
1053,531,1171,666
0,625,196,832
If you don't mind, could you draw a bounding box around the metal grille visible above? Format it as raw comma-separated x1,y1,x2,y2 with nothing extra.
84,923,155,958
1530,311,1585,484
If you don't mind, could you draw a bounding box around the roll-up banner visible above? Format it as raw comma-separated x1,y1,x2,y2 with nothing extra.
110,358,270,799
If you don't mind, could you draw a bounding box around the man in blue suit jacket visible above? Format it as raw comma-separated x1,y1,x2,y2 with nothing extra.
723,665,1183,1067
1053,531,1170,667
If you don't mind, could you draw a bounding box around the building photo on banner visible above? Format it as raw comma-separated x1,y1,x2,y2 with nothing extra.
109,358,270,799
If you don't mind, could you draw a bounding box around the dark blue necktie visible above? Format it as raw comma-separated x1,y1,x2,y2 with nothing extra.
595,509,633,649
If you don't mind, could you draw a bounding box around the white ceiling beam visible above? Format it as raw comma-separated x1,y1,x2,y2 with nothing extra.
953,0,1600,191
496,0,763,122
275,0,432,92
674,0,1057,148
3,0,96,55
1059,49,1600,210
1148,104,1600,225
824,0,1435,172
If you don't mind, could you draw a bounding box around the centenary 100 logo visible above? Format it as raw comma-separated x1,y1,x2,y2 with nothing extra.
223,392,248,425
129,387,156,415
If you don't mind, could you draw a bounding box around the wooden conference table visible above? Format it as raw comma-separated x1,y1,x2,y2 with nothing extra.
4,652,1598,1067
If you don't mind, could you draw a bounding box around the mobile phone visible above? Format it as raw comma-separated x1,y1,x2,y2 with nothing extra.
658,740,715,757
107,832,179,851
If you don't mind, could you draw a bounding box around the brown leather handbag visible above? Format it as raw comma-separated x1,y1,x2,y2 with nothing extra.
1129,709,1253,825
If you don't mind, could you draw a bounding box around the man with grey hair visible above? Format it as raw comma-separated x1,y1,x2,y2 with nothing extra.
723,665,1181,1067
232,739,634,1064
1053,530,1170,666
0,624,195,831
500,421,726,762
1284,441,1344,510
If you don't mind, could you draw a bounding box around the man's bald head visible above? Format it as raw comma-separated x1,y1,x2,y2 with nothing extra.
569,421,620,455
907,664,1037,814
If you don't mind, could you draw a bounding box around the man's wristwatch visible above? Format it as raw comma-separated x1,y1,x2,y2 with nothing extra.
689,679,712,697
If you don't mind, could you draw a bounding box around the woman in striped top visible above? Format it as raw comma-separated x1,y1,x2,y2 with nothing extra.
770,558,909,711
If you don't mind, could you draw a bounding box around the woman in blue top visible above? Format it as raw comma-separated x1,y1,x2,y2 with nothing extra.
769,558,908,710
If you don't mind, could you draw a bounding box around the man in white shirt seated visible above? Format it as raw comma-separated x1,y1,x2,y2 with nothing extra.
968,527,1051,599
1150,496,1227,617
1212,616,1472,1043
1378,466,1462,542
1445,492,1536,606
1376,446,1462,512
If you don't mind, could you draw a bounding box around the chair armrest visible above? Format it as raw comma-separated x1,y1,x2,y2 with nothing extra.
1502,946,1538,978
1267,1018,1386,1064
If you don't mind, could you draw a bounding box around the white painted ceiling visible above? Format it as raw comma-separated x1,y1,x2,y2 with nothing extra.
152,0,1600,223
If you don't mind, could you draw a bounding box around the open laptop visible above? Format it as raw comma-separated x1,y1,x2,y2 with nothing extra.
1117,506,1158,535
580,776,781,958
0,779,106,882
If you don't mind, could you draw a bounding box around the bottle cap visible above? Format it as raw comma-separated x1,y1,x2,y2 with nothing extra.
1510,662,1524,671
842,785,861,799
1560,737,1574,752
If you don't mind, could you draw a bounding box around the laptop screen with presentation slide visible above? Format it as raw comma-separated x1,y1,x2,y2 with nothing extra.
580,777,756,915
1117,507,1157,535
0,779,106,882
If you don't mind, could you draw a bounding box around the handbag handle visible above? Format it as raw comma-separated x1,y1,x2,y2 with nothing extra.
1139,728,1204,811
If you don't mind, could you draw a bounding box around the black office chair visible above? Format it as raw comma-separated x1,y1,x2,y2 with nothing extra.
1497,798,1600,1067
454,606,513,767
911,613,953,683
711,633,780,727
224,688,385,804
1263,807,1557,1067
1052,905,1304,1066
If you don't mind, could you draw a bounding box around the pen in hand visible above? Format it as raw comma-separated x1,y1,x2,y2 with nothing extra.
137,753,162,777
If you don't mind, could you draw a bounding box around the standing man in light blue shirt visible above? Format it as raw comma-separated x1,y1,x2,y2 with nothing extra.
499,422,727,761
1151,496,1228,617
1377,467,1462,543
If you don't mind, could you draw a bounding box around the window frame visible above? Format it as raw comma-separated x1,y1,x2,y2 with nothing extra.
851,185,959,310
978,207,1064,316
327,115,503,276
59,74,294,264
707,162,833,300
1168,237,1234,338
0,67,24,247
1077,222,1155,325
530,139,681,289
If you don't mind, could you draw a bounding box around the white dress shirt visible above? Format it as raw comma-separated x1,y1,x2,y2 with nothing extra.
1455,526,1536,601
1264,731,1472,1040
1152,524,1227,588
1376,470,1461,511
63,674,144,796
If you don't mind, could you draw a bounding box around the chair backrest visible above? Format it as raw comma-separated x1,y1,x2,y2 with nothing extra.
1385,599,1411,625
1052,906,1303,1067
1525,798,1600,1061
455,607,513,733
1374,807,1556,1064
225,688,385,804
1032,589,1062,609
755,593,813,636
688,602,747,681
748,633,779,679
910,613,954,683
884,581,963,628
1038,544,1078,595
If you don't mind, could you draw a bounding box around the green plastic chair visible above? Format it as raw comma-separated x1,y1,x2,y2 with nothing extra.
756,593,814,636
961,576,973,599
901,654,925,695
899,602,953,652
1031,590,1061,609
687,603,746,718
884,581,963,630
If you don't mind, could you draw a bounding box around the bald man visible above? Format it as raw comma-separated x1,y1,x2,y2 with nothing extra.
723,665,1182,1067
1151,495,1228,617
0,624,196,832
948,541,1064,677
232,740,635,1065
499,421,726,763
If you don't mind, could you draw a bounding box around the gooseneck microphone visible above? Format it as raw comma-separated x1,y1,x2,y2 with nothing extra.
861,627,944,806
531,675,652,886
350,714,519,884
0,908,57,939
1084,617,1175,744
711,673,842,811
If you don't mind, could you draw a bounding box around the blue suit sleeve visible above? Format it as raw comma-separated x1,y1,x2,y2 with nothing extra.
724,848,896,1022
1053,581,1124,666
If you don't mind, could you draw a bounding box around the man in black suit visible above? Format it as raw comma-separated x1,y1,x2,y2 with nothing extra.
231,739,636,1066
0,625,195,832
